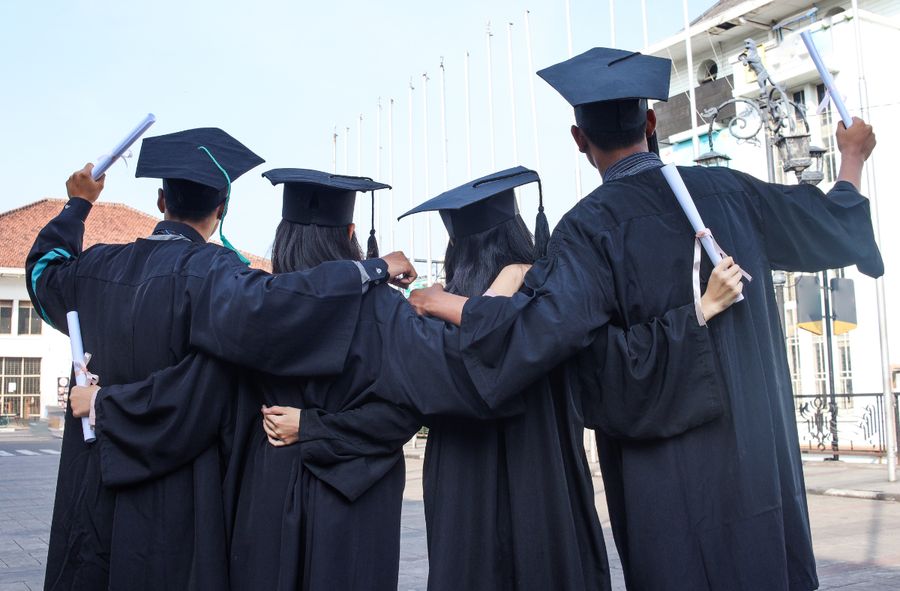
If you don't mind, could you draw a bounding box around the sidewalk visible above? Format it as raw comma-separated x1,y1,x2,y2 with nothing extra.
803,458,900,502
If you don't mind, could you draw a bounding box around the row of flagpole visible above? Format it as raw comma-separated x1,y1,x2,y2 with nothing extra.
331,1,657,282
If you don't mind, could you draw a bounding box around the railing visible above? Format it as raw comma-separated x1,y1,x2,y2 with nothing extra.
794,392,899,456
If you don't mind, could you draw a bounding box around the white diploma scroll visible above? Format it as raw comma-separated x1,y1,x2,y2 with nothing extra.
800,31,853,129
66,311,96,443
661,163,745,303
91,113,157,181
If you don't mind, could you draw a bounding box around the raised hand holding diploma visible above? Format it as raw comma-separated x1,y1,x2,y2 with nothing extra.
800,31,853,129
67,312,97,443
91,113,156,180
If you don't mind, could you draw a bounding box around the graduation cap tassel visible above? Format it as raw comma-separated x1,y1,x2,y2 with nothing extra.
534,180,550,259
366,190,379,259
197,146,250,266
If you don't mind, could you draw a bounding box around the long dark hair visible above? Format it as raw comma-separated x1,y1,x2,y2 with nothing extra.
271,221,363,273
443,214,534,298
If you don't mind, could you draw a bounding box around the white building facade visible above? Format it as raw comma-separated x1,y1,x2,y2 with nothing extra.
651,0,900,455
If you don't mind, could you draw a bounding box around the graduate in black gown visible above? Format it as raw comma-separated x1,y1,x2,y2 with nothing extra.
398,167,743,591
409,48,883,591
226,168,424,591
27,130,415,591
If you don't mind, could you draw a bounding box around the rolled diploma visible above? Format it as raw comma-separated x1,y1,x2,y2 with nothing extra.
661,163,744,303
91,113,157,180
800,31,853,128
66,311,96,442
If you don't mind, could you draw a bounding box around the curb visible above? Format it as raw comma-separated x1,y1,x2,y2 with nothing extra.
806,487,899,503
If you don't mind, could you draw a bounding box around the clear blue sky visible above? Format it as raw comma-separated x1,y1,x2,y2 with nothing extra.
0,0,716,259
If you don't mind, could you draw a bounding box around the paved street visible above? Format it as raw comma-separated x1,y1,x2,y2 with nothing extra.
2,429,899,591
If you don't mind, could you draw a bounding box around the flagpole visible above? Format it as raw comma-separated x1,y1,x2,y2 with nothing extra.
641,0,649,49
388,98,396,252
507,21,519,165
609,0,616,47
357,114,363,176
422,72,433,284
564,0,582,196
376,98,382,241
332,127,338,174
407,79,416,259
440,57,449,190
486,21,496,169
464,50,473,178
525,10,541,172
682,0,700,159
344,125,350,175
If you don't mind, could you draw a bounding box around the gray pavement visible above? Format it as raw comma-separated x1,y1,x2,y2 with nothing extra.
2,428,899,590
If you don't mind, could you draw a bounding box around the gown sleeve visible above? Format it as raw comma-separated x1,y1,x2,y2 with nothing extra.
581,303,726,440
459,226,616,410
25,198,92,331
185,251,366,377
376,287,525,420
299,402,421,502
93,352,237,488
738,174,884,278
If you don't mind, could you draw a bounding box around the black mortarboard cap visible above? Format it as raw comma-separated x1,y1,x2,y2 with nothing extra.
137,128,264,210
399,166,547,255
263,168,391,258
537,47,671,133
137,127,264,264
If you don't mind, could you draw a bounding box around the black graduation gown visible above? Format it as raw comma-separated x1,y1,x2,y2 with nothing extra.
228,285,422,591
418,301,721,591
26,198,367,591
457,167,883,591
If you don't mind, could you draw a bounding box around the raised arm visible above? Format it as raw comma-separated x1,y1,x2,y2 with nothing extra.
25,165,104,330
746,117,882,278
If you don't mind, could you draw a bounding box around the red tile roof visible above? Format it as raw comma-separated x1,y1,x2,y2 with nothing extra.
0,198,270,271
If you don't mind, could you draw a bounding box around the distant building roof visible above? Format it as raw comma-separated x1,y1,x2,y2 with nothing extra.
0,198,269,271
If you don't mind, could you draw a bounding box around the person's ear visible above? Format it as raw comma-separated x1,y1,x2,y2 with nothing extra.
646,109,658,137
216,202,226,220
571,125,590,154
157,189,166,214
348,223,356,240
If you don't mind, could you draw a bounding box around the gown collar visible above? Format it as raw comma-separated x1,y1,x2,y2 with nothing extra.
151,221,205,243
603,151,663,183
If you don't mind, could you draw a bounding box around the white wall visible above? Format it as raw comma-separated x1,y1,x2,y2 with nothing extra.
0,273,71,419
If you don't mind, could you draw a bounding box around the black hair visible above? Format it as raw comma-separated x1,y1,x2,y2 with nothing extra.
443,214,534,298
271,221,363,273
162,179,225,223
575,99,648,152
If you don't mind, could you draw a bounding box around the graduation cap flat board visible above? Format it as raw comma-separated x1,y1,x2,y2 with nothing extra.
137,127,264,193
399,166,540,240
537,48,672,132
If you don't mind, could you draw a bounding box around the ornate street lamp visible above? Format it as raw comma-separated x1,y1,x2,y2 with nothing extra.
694,149,732,168
800,145,827,185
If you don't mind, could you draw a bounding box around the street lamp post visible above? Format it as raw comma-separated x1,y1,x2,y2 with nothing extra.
696,38,845,460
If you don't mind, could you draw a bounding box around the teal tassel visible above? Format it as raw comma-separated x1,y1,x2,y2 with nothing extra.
197,146,250,266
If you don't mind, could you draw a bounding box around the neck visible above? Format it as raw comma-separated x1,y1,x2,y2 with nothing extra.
594,142,648,179
164,215,218,242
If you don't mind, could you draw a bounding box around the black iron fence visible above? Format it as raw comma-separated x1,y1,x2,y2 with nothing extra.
795,392,899,456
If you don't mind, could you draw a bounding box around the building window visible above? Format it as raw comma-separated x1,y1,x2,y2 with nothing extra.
17,301,42,335
837,333,854,408
816,84,838,183
813,337,827,396
787,334,802,395
1,357,42,419
0,300,11,334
